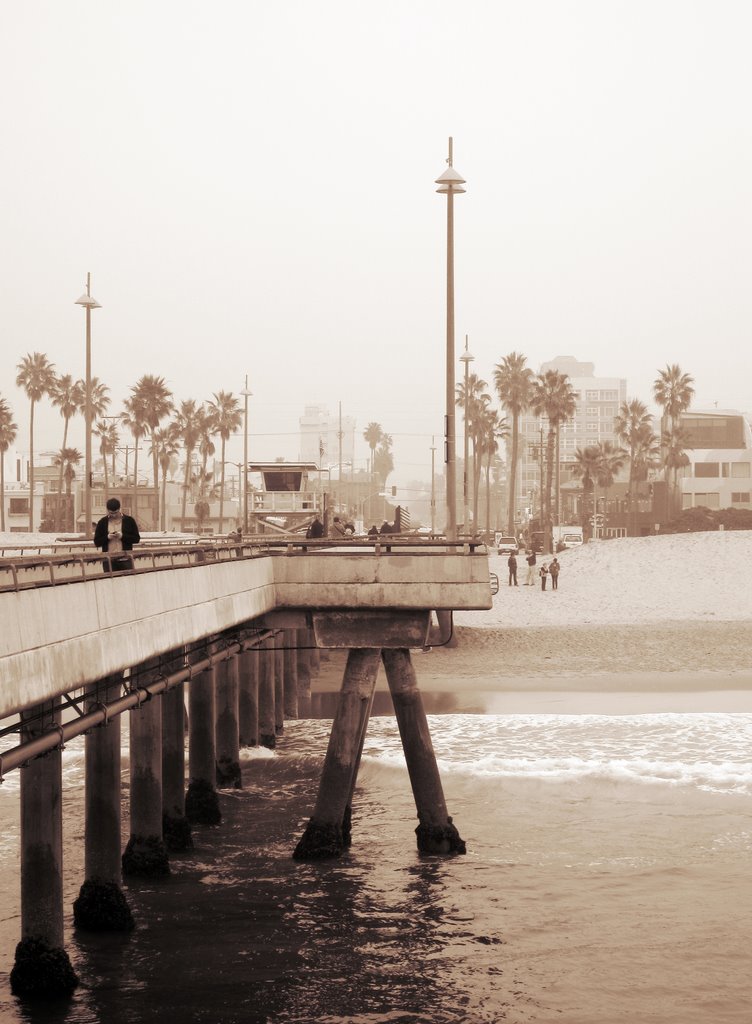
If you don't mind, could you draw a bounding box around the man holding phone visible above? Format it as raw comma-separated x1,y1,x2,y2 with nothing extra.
94,497,141,572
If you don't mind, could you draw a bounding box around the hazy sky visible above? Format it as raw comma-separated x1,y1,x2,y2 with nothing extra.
1,0,750,485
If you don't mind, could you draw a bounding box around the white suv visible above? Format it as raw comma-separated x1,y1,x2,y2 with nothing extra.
496,536,519,555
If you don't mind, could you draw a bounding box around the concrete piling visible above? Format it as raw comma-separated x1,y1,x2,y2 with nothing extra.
296,628,312,718
215,653,242,788
293,648,381,860
186,643,222,825
11,699,79,997
258,635,277,749
162,678,192,850
274,636,285,736
238,646,259,747
381,648,466,855
74,675,135,930
283,631,299,719
123,664,170,878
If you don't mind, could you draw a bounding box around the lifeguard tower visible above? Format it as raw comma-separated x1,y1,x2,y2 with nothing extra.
248,462,320,534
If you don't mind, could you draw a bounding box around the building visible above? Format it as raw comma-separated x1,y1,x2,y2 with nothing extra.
513,356,627,527
677,410,752,511
298,405,355,472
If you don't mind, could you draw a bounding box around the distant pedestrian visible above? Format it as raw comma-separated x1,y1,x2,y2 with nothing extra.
549,557,560,590
379,520,393,535
367,524,379,538
94,497,140,572
329,515,347,538
306,515,324,539
525,549,537,585
539,562,549,591
507,553,518,586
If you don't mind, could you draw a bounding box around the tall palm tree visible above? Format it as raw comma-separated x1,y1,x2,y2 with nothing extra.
89,377,111,421
456,372,489,529
208,391,242,534
0,396,18,532
50,374,84,530
493,353,533,536
94,419,120,502
173,399,203,531
615,399,654,536
595,440,627,533
363,422,384,524
53,447,82,530
529,369,577,551
196,406,216,503
131,374,173,492
151,423,180,530
477,408,509,539
570,445,603,538
16,352,56,531
121,393,148,522
653,365,694,517
374,433,394,497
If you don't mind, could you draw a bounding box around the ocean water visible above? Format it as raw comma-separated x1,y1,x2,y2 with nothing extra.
1,710,751,1024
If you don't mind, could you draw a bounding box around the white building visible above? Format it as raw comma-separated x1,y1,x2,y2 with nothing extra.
298,404,355,472
678,410,752,510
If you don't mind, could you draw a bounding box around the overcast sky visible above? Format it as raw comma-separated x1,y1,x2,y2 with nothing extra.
1,0,750,485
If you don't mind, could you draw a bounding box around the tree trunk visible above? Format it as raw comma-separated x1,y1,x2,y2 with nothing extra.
218,438,226,534
55,417,70,531
507,414,519,536
28,400,35,532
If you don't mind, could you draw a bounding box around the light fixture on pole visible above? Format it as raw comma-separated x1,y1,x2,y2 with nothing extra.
75,274,102,541
435,138,465,542
459,334,474,537
240,376,252,534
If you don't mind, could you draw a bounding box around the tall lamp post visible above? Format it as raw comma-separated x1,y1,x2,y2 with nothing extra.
430,436,436,534
459,334,474,537
240,376,252,534
75,274,101,540
435,138,466,541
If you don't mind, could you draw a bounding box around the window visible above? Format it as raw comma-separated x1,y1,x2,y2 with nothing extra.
694,492,720,508
601,406,617,418
694,463,719,478
731,463,751,478
586,406,599,415
587,422,598,433
601,390,618,401
586,390,599,399
731,492,750,504
9,498,29,514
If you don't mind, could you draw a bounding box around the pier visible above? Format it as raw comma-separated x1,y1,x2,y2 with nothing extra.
0,536,490,997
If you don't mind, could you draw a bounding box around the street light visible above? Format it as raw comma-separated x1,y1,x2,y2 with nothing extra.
75,273,101,540
459,334,474,537
436,138,465,541
240,376,252,534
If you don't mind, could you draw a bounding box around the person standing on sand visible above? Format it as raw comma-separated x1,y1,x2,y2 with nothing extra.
539,562,549,591
549,557,560,590
525,549,537,585
507,552,518,586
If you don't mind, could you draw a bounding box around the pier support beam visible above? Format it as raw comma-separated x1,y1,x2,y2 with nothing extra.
11,699,79,997
123,663,170,878
283,630,299,720
162,675,192,850
293,648,381,860
296,628,312,718
186,643,222,825
238,646,259,747
215,653,242,788
274,636,285,736
74,675,135,930
381,649,465,855
258,635,276,749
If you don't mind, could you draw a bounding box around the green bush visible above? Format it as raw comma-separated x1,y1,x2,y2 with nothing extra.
659,506,752,533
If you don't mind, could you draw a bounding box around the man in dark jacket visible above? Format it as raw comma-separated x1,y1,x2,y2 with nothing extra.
94,497,140,571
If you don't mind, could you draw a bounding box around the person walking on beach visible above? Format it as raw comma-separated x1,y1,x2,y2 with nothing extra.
94,497,140,572
549,557,560,590
525,549,537,585
507,552,518,586
539,562,549,591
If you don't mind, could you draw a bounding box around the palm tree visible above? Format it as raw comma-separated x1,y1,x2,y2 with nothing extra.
529,369,577,551
121,393,148,522
456,372,489,530
208,391,242,534
16,352,56,531
615,399,654,536
363,422,384,524
653,365,694,517
94,419,120,501
173,399,203,531
196,406,216,503
151,423,180,530
570,446,603,538
89,377,111,421
53,447,82,530
0,397,18,532
493,353,533,536
477,408,509,539
131,374,173,496
595,440,627,533
374,434,394,492
50,374,84,530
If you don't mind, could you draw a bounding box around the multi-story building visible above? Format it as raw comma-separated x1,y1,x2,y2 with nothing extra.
298,405,355,472
677,409,752,511
513,356,627,526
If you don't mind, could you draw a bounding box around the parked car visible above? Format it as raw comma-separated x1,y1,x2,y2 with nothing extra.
496,535,519,556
